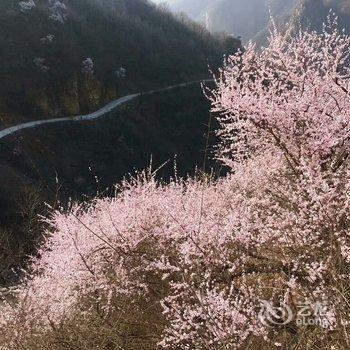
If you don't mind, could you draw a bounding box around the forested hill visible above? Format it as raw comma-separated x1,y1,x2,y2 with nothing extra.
0,0,239,124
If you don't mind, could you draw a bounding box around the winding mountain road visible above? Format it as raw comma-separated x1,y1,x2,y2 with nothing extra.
0,80,213,140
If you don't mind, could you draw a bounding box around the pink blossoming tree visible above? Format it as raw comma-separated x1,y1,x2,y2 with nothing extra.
1,19,350,350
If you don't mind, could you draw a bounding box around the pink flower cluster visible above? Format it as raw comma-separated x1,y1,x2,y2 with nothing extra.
2,19,350,349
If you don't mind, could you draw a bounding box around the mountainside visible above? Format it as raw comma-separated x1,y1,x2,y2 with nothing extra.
293,0,350,32
0,0,237,124
163,0,298,42
254,0,350,45
163,0,350,44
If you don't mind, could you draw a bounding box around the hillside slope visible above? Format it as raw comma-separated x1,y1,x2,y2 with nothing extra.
0,0,237,124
